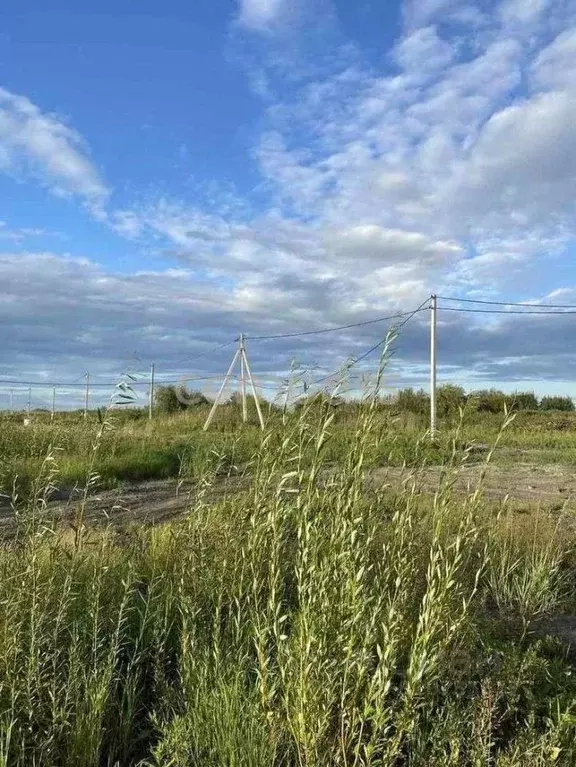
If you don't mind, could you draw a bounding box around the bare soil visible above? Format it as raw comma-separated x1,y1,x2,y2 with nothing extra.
1,461,575,537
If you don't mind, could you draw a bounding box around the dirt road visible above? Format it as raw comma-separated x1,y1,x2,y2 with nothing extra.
1,461,575,537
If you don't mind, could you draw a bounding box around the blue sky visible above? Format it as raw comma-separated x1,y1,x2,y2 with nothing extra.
2,0,576,408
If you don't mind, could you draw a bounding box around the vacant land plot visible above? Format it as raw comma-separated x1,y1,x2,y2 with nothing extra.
1,400,576,765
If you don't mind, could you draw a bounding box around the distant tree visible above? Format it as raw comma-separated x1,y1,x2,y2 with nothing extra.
395,388,429,416
468,389,508,414
509,391,539,411
437,384,466,417
155,385,187,414
540,395,575,412
187,390,210,408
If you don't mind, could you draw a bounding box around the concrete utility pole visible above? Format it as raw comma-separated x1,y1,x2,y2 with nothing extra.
430,294,437,438
27,386,31,417
240,334,248,423
241,341,265,430
51,387,56,422
84,372,90,419
9,389,13,412
149,363,155,421
204,336,265,431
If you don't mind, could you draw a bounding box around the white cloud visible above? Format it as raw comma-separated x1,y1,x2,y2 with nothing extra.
7,0,576,394
0,87,109,213
499,0,550,25
237,0,288,31
532,27,576,90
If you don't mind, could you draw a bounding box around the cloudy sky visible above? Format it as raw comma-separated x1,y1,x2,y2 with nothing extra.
2,0,576,408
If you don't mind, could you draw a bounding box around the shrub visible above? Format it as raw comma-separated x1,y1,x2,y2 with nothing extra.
469,389,508,414
395,388,429,415
510,391,539,411
437,384,466,417
540,395,575,412
155,385,188,414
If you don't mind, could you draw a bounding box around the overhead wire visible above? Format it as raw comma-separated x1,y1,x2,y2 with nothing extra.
438,295,576,309
244,308,427,341
250,299,430,392
8,294,573,396
440,307,576,315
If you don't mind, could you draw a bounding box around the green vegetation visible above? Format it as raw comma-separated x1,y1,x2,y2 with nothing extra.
2,382,576,498
1,359,576,765
0,374,575,765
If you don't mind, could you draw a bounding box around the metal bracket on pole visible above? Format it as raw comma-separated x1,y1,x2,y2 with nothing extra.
203,335,265,431
430,294,437,438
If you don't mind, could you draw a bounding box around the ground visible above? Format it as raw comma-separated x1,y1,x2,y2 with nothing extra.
2,459,574,533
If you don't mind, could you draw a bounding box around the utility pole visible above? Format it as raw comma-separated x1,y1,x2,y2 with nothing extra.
84,372,90,419
9,389,13,412
242,341,265,430
204,336,265,431
51,386,56,423
430,294,437,438
149,363,155,421
27,386,31,417
240,334,248,423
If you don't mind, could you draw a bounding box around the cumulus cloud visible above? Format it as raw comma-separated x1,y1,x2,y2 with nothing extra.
5,0,576,397
4,251,576,411
0,87,109,213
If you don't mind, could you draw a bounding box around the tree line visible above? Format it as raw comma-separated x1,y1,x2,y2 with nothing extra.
154,384,574,416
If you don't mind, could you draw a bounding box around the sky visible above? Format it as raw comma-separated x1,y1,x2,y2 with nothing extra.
2,0,576,409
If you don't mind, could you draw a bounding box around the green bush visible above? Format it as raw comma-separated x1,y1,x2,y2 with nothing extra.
540,395,575,412
511,391,539,411
395,387,429,415
154,386,209,414
437,384,466,417
154,385,187,414
469,389,509,414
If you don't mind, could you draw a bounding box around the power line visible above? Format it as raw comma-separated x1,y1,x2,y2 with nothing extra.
244,307,427,341
439,295,576,309
440,307,576,316
172,338,237,365
0,374,230,388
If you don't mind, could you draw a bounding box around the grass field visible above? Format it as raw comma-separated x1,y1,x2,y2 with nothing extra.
1,380,576,765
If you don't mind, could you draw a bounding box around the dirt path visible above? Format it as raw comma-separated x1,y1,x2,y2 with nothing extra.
1,461,575,537
371,462,576,506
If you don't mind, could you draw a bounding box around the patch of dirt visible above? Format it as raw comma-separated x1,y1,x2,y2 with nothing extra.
1,462,575,538
0,475,248,537
371,462,576,506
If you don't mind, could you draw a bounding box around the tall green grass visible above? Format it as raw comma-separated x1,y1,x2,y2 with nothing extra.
0,374,575,764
